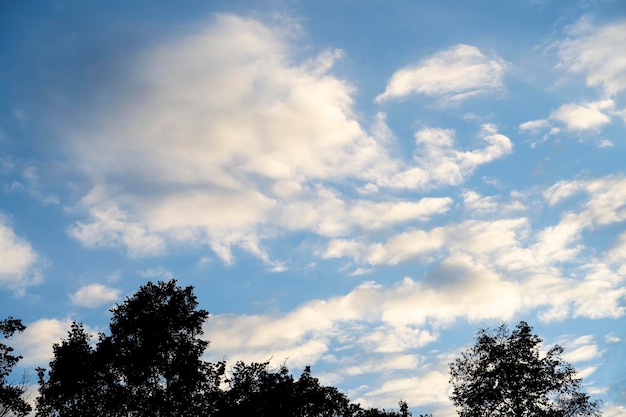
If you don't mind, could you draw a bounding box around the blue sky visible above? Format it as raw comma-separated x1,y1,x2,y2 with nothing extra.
1,0,626,415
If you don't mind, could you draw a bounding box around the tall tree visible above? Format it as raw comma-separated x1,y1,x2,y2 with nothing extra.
104,280,211,417
0,317,31,417
449,321,602,417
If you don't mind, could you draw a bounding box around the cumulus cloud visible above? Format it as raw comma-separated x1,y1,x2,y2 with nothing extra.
550,99,615,131
557,18,626,95
519,99,617,140
375,44,508,105
12,318,74,366
63,15,510,266
359,371,453,414
380,124,512,190
69,283,121,308
201,167,626,402
520,18,626,143
0,214,41,292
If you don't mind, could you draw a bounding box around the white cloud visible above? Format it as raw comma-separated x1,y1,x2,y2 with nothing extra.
205,257,523,369
598,139,613,148
12,318,74,366
343,354,420,376
63,15,512,267
561,335,601,363
0,214,41,292
550,99,614,131
69,203,166,258
519,99,618,141
544,175,626,227
518,119,549,132
462,190,525,216
69,283,121,308
557,18,626,95
375,44,508,105
358,370,452,412
380,124,512,190
603,404,626,417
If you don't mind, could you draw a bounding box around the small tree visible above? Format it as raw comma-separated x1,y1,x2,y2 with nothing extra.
0,317,31,417
36,322,109,417
449,321,602,417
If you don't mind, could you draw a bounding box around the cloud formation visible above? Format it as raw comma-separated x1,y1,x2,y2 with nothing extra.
375,44,508,105
70,283,121,308
0,214,41,291
557,18,626,95
65,16,511,267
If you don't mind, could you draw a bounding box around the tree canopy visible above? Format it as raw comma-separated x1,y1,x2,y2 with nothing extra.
35,280,414,417
449,321,602,417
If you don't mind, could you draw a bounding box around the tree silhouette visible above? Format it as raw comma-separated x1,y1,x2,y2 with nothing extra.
104,280,211,417
36,280,214,417
0,317,31,417
449,321,601,417
214,361,412,417
36,322,108,416
33,280,423,417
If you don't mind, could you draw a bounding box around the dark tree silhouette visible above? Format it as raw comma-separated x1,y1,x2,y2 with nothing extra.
33,279,424,417
36,322,107,417
35,280,214,417
104,280,211,417
0,317,31,417
449,321,602,417
214,361,413,417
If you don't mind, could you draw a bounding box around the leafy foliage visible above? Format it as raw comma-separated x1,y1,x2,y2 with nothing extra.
449,321,602,417
0,317,31,417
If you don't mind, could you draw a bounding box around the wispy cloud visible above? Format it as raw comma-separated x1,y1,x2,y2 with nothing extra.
375,44,508,105
556,18,626,95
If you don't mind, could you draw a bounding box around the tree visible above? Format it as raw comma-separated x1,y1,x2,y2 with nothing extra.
104,280,211,417
449,321,602,417
35,322,111,417
0,317,31,417
35,280,214,417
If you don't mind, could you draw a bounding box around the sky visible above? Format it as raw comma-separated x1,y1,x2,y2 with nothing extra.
1,0,626,415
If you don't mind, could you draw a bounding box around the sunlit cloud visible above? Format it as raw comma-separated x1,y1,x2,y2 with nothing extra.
69,283,121,308
0,213,42,292
376,44,508,105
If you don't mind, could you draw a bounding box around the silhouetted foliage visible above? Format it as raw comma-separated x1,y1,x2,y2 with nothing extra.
104,280,211,416
36,322,106,416
213,361,411,417
0,317,31,417
34,280,419,416
449,321,602,417
36,280,214,417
